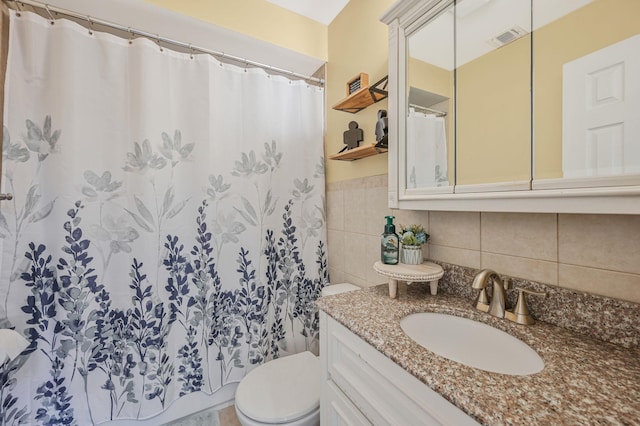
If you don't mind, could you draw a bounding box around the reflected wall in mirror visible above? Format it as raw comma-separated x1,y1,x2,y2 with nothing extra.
455,0,531,187
533,0,640,183
407,2,454,191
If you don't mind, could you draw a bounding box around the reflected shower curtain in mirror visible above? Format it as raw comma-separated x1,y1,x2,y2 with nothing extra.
406,108,448,188
0,10,327,425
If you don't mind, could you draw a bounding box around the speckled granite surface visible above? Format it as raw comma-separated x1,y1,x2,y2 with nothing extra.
433,261,640,349
316,284,640,425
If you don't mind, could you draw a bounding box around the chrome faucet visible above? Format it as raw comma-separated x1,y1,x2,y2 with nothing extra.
472,269,509,318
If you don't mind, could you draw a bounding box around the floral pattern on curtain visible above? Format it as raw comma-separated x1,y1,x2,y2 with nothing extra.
0,10,327,425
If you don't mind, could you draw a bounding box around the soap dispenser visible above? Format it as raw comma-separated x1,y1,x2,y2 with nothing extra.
381,215,399,265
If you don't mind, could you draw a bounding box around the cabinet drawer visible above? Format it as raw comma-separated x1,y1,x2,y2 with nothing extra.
322,380,372,426
324,314,479,426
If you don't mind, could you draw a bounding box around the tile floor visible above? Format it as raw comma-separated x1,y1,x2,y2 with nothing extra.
162,404,241,426
217,405,241,426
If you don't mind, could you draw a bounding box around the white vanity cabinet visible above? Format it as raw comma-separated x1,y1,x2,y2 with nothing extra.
319,312,479,426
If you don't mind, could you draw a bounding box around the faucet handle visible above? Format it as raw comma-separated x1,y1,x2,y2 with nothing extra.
503,277,511,291
475,288,490,313
505,288,547,325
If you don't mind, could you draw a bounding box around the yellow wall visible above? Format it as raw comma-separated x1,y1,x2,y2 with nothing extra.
408,57,451,99
533,0,640,179
326,0,395,183
143,0,328,61
457,35,531,185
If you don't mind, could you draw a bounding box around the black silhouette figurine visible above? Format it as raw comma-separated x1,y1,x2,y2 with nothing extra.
375,109,388,148
343,121,363,151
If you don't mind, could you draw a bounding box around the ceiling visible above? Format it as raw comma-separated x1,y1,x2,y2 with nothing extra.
265,0,350,25
410,0,594,69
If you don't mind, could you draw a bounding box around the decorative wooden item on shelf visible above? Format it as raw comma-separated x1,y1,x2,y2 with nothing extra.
332,73,389,113
343,121,364,150
347,73,368,94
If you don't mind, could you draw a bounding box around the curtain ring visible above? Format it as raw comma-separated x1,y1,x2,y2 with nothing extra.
14,1,23,17
189,44,194,60
156,35,163,52
128,27,134,44
87,16,94,35
244,61,248,73
45,4,54,24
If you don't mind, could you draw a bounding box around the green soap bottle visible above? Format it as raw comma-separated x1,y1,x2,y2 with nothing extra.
381,215,399,265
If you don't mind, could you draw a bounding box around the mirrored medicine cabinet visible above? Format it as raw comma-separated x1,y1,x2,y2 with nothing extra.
381,0,640,213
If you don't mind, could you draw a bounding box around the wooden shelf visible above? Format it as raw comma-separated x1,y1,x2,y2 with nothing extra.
328,143,388,161
332,75,389,113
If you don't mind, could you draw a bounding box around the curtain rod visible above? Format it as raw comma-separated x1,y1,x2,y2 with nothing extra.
409,103,447,117
5,0,325,86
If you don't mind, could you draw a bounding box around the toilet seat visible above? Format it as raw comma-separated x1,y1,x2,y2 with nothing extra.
235,351,320,424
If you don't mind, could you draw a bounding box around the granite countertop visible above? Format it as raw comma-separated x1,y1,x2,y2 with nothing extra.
316,283,640,425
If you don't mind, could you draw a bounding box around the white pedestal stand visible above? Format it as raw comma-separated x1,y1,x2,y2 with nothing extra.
373,261,444,299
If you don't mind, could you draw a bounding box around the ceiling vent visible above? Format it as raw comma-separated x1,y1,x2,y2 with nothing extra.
488,25,528,48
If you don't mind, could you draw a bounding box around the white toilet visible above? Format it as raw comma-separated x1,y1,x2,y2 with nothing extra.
234,283,360,426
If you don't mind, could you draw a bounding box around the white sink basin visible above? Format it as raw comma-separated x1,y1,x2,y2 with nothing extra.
401,312,544,376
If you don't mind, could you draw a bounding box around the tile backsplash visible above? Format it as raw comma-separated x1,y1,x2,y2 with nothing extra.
326,174,640,305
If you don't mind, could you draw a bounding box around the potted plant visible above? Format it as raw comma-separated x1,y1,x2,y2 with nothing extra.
398,224,429,265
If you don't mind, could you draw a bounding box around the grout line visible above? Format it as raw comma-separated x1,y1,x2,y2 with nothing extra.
478,211,483,268
556,213,560,286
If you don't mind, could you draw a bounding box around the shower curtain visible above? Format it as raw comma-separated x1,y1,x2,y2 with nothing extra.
406,108,448,188
0,10,327,425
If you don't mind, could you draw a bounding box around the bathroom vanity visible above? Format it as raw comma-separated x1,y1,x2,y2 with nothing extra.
320,311,479,425
317,284,640,425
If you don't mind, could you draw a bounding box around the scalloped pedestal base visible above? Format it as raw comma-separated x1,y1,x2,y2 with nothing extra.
373,261,444,299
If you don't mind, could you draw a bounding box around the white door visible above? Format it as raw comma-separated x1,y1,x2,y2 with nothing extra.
563,34,640,178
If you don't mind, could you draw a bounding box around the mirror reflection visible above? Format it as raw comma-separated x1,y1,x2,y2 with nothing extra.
533,0,640,182
455,0,531,187
405,0,640,193
407,0,533,189
406,2,454,190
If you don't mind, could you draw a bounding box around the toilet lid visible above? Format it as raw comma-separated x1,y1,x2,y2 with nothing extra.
321,283,360,296
235,351,320,423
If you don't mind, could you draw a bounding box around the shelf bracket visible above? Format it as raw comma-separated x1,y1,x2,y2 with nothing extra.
368,75,389,104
